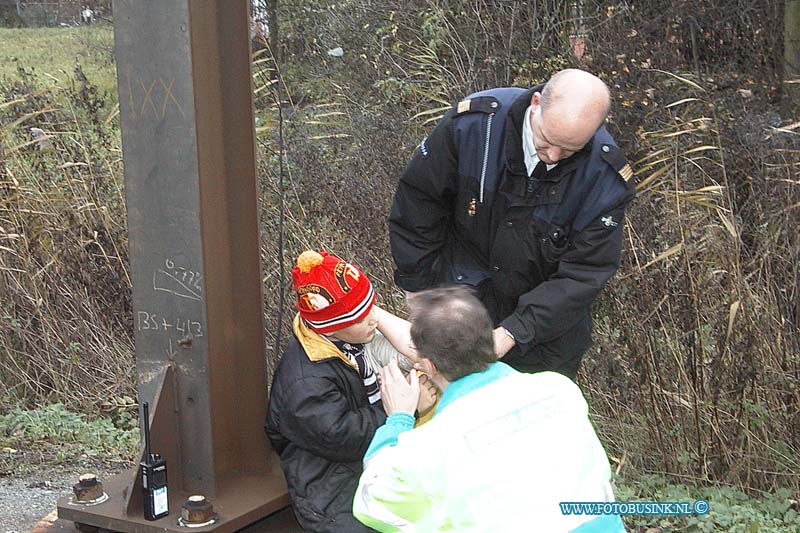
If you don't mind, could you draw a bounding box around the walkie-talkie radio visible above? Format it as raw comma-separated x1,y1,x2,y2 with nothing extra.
140,401,169,520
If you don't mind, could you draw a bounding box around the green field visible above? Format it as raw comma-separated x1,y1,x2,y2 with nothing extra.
0,24,116,95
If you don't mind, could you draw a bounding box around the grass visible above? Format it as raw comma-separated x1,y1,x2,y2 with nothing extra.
0,24,117,96
0,403,138,458
615,474,800,532
0,403,138,478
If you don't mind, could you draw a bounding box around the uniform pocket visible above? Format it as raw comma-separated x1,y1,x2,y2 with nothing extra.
522,214,564,280
540,223,570,264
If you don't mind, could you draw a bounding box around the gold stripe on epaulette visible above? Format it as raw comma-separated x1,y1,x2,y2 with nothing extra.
457,99,471,114
619,164,633,182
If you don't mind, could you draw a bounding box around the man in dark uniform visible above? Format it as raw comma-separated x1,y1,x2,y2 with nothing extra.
389,69,635,379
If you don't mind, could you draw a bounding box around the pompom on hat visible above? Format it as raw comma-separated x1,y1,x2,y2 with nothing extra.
292,250,375,334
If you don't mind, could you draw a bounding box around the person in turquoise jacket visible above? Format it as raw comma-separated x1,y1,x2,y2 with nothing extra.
353,286,625,532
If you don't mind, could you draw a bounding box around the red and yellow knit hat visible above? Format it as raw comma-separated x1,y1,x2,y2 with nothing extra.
292,250,375,333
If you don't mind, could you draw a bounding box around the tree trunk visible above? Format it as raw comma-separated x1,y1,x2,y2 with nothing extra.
785,0,800,107
267,0,280,63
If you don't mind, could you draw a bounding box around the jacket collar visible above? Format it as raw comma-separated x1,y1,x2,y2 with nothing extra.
435,362,516,414
505,86,539,175
504,83,594,181
293,314,356,369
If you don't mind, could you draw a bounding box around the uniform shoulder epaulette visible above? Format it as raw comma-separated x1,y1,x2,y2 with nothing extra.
599,143,634,185
454,96,501,116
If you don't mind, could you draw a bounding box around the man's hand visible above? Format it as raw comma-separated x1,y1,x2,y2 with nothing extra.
416,373,438,415
379,360,420,416
493,326,516,359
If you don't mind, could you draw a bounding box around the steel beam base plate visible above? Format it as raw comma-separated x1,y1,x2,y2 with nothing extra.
57,470,295,532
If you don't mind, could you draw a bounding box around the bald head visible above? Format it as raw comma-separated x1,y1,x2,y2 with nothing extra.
529,69,611,163
541,69,610,132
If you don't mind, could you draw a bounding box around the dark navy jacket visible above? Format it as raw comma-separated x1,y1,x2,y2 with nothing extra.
389,86,635,378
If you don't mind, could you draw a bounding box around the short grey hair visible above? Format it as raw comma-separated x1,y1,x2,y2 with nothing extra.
409,286,496,381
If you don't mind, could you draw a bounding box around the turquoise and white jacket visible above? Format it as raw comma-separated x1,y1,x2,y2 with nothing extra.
353,363,625,532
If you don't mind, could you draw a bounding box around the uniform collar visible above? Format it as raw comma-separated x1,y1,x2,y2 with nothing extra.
435,362,516,414
505,87,540,176
522,105,557,176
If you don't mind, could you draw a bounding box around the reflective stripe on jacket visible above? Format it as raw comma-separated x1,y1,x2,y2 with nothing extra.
353,363,624,532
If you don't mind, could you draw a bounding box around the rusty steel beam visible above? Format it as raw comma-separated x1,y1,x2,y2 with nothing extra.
56,1,296,530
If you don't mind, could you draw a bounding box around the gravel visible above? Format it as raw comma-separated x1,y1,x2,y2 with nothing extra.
0,453,125,533
0,474,71,533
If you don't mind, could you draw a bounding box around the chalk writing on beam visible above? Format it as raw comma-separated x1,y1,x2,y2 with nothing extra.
160,78,185,119
153,269,202,301
123,71,184,121
162,259,203,291
136,311,204,337
165,338,177,361
139,79,158,117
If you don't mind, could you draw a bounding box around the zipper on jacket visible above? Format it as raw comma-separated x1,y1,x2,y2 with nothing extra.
479,113,494,204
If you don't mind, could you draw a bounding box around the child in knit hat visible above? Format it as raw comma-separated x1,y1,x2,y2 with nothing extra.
265,250,434,533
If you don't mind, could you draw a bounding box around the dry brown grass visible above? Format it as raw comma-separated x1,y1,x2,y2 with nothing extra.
0,65,133,410
585,69,800,492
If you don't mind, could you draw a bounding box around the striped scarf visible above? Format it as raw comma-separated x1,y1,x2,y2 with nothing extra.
333,340,381,404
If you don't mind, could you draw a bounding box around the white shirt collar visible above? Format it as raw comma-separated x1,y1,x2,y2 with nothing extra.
522,105,556,176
